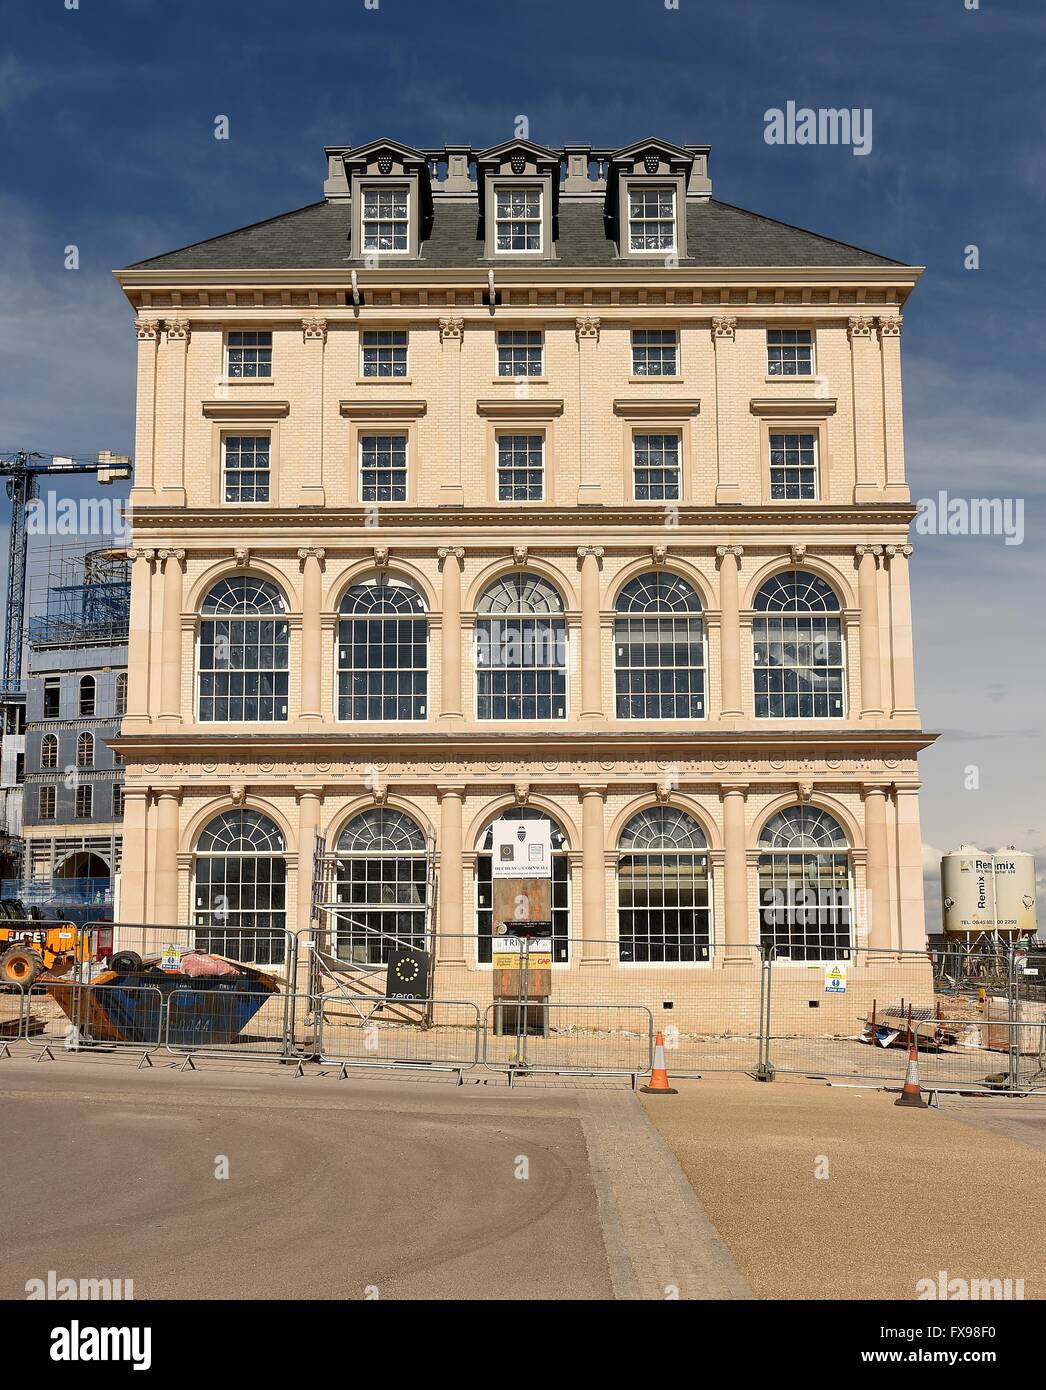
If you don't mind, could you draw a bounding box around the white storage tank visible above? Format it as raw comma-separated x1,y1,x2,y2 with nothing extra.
941,844,1038,938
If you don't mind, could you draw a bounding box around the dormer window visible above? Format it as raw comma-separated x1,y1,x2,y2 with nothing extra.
495,187,542,252
628,186,676,252
361,186,409,253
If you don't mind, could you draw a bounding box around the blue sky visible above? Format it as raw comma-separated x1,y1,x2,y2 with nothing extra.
1,0,1043,915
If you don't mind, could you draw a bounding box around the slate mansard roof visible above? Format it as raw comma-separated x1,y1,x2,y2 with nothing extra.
127,195,906,274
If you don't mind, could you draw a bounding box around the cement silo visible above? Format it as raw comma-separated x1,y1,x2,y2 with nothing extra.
941,844,1038,940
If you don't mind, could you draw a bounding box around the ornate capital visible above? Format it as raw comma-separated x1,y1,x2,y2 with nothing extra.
126,547,155,564
437,546,465,565
885,543,914,560
715,544,744,563
513,545,528,566
297,546,326,567
134,318,160,341
576,545,604,563
439,316,465,342
856,544,884,560
847,315,875,340
302,317,327,342
575,315,600,342
877,315,903,339
711,316,736,340
157,547,185,563
165,318,191,342
790,544,808,565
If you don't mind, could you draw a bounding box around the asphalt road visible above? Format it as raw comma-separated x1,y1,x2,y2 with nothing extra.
1,1060,614,1300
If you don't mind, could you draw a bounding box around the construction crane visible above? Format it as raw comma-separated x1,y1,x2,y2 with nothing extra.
0,451,133,691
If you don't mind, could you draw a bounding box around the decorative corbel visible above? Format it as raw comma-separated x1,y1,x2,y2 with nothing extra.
514,782,530,806
513,545,528,567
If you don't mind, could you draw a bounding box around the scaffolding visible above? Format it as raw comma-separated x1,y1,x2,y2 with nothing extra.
26,546,130,648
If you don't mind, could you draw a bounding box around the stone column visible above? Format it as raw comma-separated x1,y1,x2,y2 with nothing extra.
720,783,750,961
884,543,918,719
439,317,465,505
437,786,466,965
877,316,908,502
437,547,465,721
119,787,149,926
862,784,892,952
125,548,155,727
297,548,326,720
849,316,883,502
132,319,159,498
153,790,181,926
159,319,189,505
855,545,884,718
295,788,322,938
580,784,608,962
576,546,605,720
575,317,602,504
715,545,744,718
157,548,185,721
299,318,327,506
893,783,926,951
712,317,741,504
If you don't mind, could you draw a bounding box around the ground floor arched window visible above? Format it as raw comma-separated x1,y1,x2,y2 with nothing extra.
192,809,287,964
475,808,570,963
334,808,429,965
757,806,852,961
617,807,711,963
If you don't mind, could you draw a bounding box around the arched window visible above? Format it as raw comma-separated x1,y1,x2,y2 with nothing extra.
193,809,287,965
617,807,710,963
475,572,567,720
615,572,704,719
115,672,128,716
40,734,58,769
476,808,570,962
752,570,845,719
198,576,289,722
757,806,851,961
76,732,94,768
334,808,429,965
337,575,427,721
78,675,96,716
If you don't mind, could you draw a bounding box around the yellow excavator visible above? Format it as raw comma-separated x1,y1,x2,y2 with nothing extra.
0,918,86,988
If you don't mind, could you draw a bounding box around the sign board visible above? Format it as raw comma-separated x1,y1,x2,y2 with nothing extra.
491,818,552,930
824,962,848,994
385,947,430,1002
161,944,184,972
491,936,553,971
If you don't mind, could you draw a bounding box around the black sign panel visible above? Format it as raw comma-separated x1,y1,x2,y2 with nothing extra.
385,947,430,1001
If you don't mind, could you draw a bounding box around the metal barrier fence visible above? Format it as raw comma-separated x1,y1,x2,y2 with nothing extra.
0,923,1042,1091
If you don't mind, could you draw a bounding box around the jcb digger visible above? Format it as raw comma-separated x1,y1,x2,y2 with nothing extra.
0,915,87,988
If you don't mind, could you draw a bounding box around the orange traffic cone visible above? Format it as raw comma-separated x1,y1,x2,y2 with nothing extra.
641,1031,678,1095
894,1039,927,1109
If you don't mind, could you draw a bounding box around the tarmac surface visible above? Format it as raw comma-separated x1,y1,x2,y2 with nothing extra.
0,1054,747,1301
642,1073,1046,1300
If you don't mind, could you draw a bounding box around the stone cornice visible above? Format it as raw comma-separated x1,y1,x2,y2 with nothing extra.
113,728,937,758
124,502,918,531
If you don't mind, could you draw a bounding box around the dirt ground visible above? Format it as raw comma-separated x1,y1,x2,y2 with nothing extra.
643,1072,1046,1300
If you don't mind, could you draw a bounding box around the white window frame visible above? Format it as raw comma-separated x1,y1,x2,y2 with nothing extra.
360,330,409,379
224,330,272,380
494,185,543,254
766,327,815,378
768,430,820,502
495,329,544,378
361,185,410,255
495,432,546,502
628,185,677,254
221,433,272,505
630,328,679,378
358,433,409,503
631,432,682,502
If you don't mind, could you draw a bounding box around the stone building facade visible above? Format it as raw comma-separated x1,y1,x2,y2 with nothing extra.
113,138,932,1011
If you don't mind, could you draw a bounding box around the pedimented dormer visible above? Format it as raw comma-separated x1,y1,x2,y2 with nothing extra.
605,138,704,261
339,139,433,261
475,139,560,259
